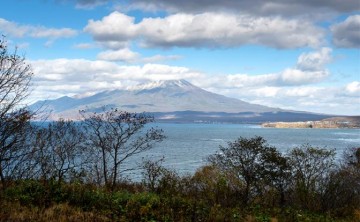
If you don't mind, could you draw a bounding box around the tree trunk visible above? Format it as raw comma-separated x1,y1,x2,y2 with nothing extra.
112,148,118,191
102,148,108,187
244,182,250,206
0,163,6,191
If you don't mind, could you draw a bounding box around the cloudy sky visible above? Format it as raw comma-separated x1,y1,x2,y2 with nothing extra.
1,0,359,115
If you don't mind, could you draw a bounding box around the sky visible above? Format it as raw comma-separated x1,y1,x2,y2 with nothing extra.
0,0,359,115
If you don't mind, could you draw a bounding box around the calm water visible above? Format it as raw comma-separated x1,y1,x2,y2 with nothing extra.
124,123,360,180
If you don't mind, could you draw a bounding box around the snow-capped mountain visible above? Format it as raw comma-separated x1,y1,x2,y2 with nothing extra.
30,80,331,122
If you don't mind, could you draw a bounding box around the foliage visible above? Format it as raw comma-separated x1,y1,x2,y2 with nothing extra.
208,136,291,207
0,128,359,222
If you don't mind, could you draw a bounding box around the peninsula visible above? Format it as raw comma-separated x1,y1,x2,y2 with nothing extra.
262,116,360,129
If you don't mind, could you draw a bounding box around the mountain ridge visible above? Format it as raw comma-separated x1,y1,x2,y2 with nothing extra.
30,79,333,122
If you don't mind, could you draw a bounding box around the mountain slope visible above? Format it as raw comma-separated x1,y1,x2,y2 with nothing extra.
31,80,281,118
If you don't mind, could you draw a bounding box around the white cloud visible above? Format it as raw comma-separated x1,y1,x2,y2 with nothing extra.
195,71,328,93
280,69,329,85
27,43,357,115
73,43,97,49
209,84,359,115
32,59,119,82
29,57,359,115
193,48,332,90
31,59,203,96
30,27,77,39
331,15,360,48
141,54,182,63
297,47,332,71
96,48,181,63
277,47,332,85
225,73,278,87
127,0,360,17
346,81,360,94
199,82,359,115
84,11,324,49
218,67,329,88
285,87,320,97
252,87,280,97
189,47,355,114
97,48,140,62
0,18,77,41
0,18,28,37
99,41,129,50
75,0,108,9
84,12,137,44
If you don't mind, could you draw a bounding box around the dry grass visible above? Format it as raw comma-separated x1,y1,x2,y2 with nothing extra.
0,201,110,222
353,209,360,222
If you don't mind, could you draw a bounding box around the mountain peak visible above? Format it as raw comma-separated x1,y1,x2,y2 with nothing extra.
158,79,193,87
30,78,283,120
131,79,195,91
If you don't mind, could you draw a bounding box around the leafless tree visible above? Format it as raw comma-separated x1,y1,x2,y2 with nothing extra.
0,37,32,117
287,145,336,210
0,37,33,189
141,157,167,192
31,119,86,182
322,147,360,212
80,108,165,190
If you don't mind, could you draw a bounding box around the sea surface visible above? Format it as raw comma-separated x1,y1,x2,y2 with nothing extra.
123,123,360,180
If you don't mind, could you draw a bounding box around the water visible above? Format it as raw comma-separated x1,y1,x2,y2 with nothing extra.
124,123,360,180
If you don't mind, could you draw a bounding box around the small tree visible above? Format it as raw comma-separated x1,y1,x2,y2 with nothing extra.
322,147,360,214
141,157,166,192
0,109,32,187
261,147,291,207
191,165,240,207
0,37,32,118
31,119,86,182
208,136,289,206
287,145,336,210
342,147,360,168
81,108,165,190
0,37,33,189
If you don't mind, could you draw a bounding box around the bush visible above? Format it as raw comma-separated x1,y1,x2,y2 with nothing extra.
125,192,160,221
4,180,48,206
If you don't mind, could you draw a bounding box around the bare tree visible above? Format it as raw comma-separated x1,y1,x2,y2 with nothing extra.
0,109,33,188
287,145,336,210
141,157,169,192
0,37,33,189
31,119,86,182
321,147,360,212
0,37,32,117
80,108,165,190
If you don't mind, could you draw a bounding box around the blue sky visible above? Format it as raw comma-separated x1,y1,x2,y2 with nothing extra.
0,0,359,115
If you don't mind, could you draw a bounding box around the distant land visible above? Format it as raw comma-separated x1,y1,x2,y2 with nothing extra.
262,116,360,129
30,80,354,124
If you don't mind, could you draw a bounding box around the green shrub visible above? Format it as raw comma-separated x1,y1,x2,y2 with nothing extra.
4,180,48,206
125,192,160,221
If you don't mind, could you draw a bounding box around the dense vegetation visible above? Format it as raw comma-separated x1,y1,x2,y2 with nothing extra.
0,133,359,221
0,37,359,221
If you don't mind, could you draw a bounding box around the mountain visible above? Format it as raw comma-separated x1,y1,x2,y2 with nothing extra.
30,79,332,122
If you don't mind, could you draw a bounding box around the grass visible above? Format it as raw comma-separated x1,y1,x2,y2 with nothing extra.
0,180,358,222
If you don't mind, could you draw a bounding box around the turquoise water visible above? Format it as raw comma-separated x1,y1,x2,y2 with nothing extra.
123,123,360,180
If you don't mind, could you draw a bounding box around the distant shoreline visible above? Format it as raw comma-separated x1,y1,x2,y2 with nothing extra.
262,116,360,129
